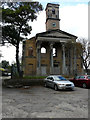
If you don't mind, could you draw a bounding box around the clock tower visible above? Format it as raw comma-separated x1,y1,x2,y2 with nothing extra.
45,3,60,31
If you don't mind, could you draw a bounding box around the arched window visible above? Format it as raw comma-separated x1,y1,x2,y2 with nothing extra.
41,47,46,53
53,48,57,57
52,9,55,14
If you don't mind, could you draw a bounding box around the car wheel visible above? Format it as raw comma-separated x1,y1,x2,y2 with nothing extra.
54,85,58,91
82,83,87,88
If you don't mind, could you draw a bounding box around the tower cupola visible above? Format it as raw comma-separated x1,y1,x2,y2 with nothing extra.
45,3,60,31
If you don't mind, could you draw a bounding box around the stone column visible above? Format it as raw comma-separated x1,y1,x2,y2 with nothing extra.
73,44,77,76
37,43,41,75
50,43,54,74
70,49,73,75
62,43,66,75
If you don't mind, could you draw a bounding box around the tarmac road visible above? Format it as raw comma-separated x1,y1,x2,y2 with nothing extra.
2,85,88,118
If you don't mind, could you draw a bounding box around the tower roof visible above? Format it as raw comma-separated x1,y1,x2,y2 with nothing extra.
45,3,60,11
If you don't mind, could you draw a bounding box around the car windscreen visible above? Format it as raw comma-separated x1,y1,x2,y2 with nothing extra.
55,76,67,81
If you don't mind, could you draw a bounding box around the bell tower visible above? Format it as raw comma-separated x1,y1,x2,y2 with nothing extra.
45,3,60,31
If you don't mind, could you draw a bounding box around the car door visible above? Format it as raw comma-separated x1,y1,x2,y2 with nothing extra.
49,77,54,88
46,77,51,87
87,76,90,87
79,76,86,87
46,76,53,87
75,76,80,86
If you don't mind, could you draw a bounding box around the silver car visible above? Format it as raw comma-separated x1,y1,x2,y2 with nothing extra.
44,75,75,91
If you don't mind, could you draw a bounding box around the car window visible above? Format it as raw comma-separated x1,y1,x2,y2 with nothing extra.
47,77,51,79
47,77,53,80
87,76,90,79
79,76,85,79
50,77,54,80
54,76,67,81
75,76,80,79
59,76,66,80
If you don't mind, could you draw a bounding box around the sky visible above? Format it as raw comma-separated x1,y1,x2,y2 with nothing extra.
0,0,89,65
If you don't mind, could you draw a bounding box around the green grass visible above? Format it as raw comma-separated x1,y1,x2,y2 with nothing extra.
3,76,45,87
23,76,46,79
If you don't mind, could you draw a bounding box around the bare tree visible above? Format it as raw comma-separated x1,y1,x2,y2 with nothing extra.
0,50,3,59
77,38,90,74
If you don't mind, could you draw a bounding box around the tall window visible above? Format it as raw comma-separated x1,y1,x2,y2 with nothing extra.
52,9,55,14
53,48,57,57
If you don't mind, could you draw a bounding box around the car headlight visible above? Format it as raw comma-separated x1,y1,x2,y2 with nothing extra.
72,83,74,86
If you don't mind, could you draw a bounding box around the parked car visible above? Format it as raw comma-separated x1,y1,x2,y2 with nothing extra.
69,75,90,88
2,72,8,76
44,75,75,91
2,72,11,76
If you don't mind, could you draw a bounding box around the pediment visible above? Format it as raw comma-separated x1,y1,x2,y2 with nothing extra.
36,29,77,39
43,31,70,38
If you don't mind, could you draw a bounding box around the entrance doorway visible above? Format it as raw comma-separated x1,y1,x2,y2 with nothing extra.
41,66,47,75
53,64,60,75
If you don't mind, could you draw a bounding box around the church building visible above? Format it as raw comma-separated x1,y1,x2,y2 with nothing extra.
22,3,83,76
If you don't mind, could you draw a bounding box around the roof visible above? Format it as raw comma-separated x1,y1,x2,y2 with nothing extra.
45,3,60,11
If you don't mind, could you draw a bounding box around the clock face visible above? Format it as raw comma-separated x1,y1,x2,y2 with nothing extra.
52,23,56,27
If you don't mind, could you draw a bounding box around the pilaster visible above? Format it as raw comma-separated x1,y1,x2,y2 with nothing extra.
62,43,66,75
50,43,54,74
37,42,41,75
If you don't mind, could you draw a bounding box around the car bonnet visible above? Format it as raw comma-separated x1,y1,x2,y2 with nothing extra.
54,80,73,84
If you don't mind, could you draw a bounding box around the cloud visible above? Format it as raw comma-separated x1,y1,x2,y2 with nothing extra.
38,0,89,3
0,2,88,64
28,10,46,38
0,45,16,64
0,44,22,64
38,0,89,8
60,4,88,38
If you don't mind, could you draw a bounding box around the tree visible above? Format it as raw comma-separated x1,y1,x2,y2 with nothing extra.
77,38,90,74
2,2,43,77
0,50,3,58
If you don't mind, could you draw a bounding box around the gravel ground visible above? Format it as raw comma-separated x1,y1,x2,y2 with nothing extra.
2,85,88,118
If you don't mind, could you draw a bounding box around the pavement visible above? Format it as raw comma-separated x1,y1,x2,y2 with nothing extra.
2,85,88,118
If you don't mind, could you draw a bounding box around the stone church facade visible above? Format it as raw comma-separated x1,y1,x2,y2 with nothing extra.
22,3,83,76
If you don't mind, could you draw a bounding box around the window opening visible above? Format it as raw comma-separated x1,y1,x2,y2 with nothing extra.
41,47,46,53
53,48,57,57
52,9,55,14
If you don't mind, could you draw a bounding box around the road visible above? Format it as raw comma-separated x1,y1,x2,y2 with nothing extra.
0,76,11,119
0,77,2,120
2,85,88,118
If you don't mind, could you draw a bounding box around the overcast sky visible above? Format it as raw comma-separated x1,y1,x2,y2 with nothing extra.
0,0,89,65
